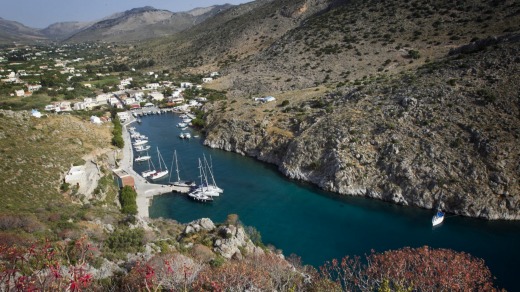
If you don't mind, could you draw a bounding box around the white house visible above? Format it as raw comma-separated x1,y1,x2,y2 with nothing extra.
124,97,137,105
116,112,130,122
181,82,193,88
96,94,112,104
74,102,86,111
202,77,213,83
84,83,92,88
210,72,219,77
27,84,42,92
170,97,184,104
15,90,25,97
145,83,160,90
149,92,164,102
109,97,120,106
44,104,56,111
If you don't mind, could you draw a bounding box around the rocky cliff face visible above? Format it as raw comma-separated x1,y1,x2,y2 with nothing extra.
203,38,520,220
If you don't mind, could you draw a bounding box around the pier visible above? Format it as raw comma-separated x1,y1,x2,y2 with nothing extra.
116,115,190,218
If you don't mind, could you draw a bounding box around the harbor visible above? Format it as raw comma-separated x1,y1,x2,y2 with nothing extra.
116,109,192,218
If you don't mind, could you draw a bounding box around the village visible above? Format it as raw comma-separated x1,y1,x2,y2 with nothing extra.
0,43,230,116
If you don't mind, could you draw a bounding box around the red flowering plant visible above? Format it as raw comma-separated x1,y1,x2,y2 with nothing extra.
0,236,96,291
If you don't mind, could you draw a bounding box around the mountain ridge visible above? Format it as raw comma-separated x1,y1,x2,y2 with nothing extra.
0,4,235,43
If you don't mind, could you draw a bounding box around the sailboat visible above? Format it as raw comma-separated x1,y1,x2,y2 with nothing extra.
432,210,445,226
188,158,217,202
142,158,156,178
201,155,223,193
432,191,445,226
150,147,169,180
169,150,195,187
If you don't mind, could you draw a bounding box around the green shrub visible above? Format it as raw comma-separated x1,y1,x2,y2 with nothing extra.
119,186,137,215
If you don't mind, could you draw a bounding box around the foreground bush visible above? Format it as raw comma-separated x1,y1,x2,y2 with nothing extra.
319,246,499,292
1,240,500,291
0,237,96,291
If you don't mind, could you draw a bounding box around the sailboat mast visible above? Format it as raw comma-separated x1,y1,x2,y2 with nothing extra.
175,150,181,182
204,154,218,188
198,158,204,188
156,147,161,171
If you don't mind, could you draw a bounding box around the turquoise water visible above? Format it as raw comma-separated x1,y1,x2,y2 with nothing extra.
133,113,520,290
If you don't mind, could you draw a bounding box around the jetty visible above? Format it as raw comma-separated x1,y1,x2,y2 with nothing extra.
116,114,190,217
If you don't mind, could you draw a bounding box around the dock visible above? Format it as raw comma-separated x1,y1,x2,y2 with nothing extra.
116,115,190,218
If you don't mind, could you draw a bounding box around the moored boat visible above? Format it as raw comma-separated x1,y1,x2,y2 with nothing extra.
432,210,445,226
134,155,151,162
134,145,151,152
133,139,148,146
150,147,169,180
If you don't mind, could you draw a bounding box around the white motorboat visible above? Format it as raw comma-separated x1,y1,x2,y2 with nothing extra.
134,155,151,162
177,122,187,128
133,139,148,146
134,145,151,152
179,133,185,139
184,133,191,139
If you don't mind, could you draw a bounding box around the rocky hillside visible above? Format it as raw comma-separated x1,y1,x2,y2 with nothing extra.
203,35,520,220
65,5,233,43
134,0,520,220
40,21,92,40
0,17,46,44
142,0,333,70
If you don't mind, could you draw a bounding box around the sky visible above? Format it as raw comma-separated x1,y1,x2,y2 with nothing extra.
1,0,252,28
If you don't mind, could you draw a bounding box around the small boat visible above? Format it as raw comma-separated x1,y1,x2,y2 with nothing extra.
188,190,214,202
177,122,187,128
432,191,445,226
133,139,148,146
179,132,191,139
150,147,169,180
169,150,196,187
182,118,192,123
137,118,142,123
190,157,220,197
134,145,151,152
432,210,445,226
134,155,151,162
142,169,156,178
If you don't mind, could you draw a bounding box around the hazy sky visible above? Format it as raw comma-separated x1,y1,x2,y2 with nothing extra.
1,0,252,28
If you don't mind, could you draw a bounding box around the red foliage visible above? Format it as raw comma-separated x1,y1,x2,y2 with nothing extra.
0,236,96,291
320,246,500,291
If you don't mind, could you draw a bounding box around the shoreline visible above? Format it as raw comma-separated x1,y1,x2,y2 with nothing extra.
118,113,189,218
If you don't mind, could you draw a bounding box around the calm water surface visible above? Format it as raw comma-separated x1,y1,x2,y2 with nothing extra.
132,113,520,290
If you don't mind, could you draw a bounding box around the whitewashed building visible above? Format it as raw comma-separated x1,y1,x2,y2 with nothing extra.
149,92,164,102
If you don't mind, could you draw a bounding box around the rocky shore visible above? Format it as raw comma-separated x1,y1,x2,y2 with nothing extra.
202,39,520,220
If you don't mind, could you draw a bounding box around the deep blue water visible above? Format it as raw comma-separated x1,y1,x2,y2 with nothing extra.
133,113,520,290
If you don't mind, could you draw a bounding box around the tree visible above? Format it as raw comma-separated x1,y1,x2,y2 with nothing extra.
119,186,137,215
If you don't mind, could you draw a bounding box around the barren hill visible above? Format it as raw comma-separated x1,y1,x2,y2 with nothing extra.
138,0,520,219
0,17,46,44
65,5,233,43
